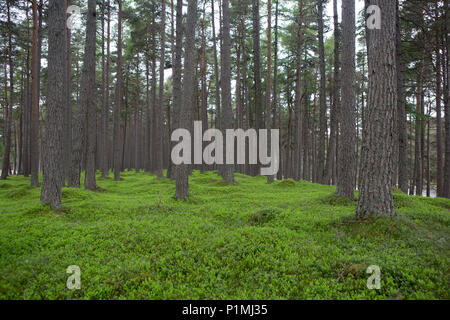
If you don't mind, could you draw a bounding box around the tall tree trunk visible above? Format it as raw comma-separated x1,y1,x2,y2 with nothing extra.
1,1,14,180
336,0,356,200
316,0,327,184
22,3,30,177
175,0,197,199
40,0,66,208
273,0,281,180
294,0,303,182
155,0,166,178
113,0,123,181
435,21,443,196
62,0,72,186
443,7,450,198
427,102,431,197
201,6,208,173
324,0,340,186
101,0,111,178
266,0,274,183
211,0,221,132
171,0,183,181
84,0,97,190
414,65,424,196
396,0,408,193
357,0,397,218
252,0,262,177
221,0,234,182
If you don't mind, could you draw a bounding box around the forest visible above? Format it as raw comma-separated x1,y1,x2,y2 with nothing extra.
0,0,448,301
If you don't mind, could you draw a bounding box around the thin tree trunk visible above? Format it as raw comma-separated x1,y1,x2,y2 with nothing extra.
84,0,97,190
325,0,340,186
155,0,166,178
101,0,110,178
175,0,197,199
113,0,123,181
221,0,234,182
316,0,327,184
266,0,273,183
1,1,14,180
252,0,262,177
336,0,356,200
397,0,408,193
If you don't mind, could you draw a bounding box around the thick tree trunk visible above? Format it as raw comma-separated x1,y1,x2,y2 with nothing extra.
336,0,356,200
357,0,397,218
40,0,66,208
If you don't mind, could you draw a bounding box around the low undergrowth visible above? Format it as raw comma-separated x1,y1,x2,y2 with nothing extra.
0,170,448,300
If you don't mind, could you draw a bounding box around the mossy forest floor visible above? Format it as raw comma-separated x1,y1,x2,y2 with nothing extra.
0,170,448,299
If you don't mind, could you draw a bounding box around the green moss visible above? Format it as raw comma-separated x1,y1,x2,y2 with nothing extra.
0,170,448,300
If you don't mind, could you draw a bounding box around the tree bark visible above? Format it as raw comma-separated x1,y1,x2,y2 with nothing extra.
221,0,234,182
324,0,340,186
113,0,123,181
294,0,303,182
357,0,397,218
155,0,166,178
252,0,262,177
40,0,66,208
316,0,327,184
101,0,111,178
396,0,408,193
84,0,97,190
336,0,356,200
175,0,197,199
1,1,14,180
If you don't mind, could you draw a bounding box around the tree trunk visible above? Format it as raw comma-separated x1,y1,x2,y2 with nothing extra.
113,0,123,181
357,0,397,218
294,0,303,182
175,0,197,199
84,0,97,190
273,0,281,180
266,0,273,183
396,0,408,193
324,0,340,186
252,0,262,177
101,0,111,178
1,1,14,180
316,0,327,184
40,0,66,208
201,6,209,173
155,0,166,178
221,0,234,182
336,0,356,200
